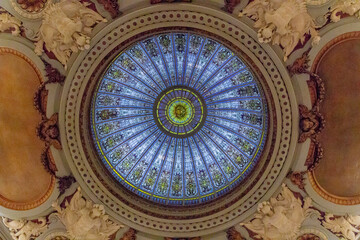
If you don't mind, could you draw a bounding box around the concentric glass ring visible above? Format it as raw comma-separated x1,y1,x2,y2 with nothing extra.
154,86,206,138
91,32,268,206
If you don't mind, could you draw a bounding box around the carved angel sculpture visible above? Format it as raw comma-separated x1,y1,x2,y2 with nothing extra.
323,214,360,240
0,13,22,36
240,184,315,240
35,0,107,69
2,217,48,240
52,187,122,240
331,0,360,22
239,0,320,61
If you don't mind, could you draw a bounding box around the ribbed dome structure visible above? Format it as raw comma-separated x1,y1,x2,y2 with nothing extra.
90,32,268,205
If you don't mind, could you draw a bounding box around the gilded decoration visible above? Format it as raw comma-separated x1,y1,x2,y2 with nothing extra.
239,0,320,61
288,50,325,171
15,0,47,13
240,184,316,240
2,217,48,240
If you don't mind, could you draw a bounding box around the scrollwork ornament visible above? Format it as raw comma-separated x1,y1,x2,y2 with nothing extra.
239,0,320,61
330,0,360,23
34,0,107,69
2,217,48,240
240,184,317,240
52,187,122,240
0,13,22,36
287,171,306,191
322,214,360,240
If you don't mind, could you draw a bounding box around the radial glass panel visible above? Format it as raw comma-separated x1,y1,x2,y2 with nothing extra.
91,32,268,206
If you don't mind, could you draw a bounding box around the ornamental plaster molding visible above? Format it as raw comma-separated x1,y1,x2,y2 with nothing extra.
239,0,320,61
330,0,360,23
240,184,317,240
34,0,107,69
0,13,22,36
60,4,297,237
2,217,48,240
322,214,360,240
52,187,122,240
9,0,53,19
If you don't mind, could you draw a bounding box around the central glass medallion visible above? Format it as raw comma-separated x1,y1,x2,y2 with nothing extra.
91,32,268,206
154,87,206,137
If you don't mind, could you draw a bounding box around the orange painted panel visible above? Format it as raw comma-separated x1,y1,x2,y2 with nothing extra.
0,48,54,210
314,39,360,197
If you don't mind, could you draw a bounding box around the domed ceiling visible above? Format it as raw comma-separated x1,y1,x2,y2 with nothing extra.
90,32,268,206
1,0,360,240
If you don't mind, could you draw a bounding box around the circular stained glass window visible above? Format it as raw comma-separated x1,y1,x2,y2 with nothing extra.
90,32,268,206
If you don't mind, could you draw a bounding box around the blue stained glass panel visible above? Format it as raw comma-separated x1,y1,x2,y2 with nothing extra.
91,32,268,205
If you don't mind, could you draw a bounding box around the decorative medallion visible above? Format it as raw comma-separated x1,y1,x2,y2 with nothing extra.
90,32,268,206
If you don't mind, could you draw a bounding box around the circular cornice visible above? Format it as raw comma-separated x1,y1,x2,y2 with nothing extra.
59,4,297,237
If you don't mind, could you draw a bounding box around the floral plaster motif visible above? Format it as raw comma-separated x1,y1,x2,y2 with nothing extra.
330,0,360,22
15,0,47,13
52,187,122,240
322,214,360,240
0,13,22,36
239,0,320,61
34,0,107,69
287,171,306,191
297,233,320,240
240,184,316,240
2,217,48,240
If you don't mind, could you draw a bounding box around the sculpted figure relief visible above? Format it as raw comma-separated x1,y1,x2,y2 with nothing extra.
2,217,48,240
323,214,360,240
239,0,320,61
240,184,315,240
330,0,360,22
0,13,22,36
52,187,122,240
34,0,107,69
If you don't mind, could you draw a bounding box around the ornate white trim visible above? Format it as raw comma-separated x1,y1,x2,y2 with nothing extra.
330,0,360,22
239,0,320,61
0,13,21,36
52,187,122,240
59,4,297,237
2,217,48,240
240,184,317,240
34,0,107,69
323,214,360,240
9,0,53,20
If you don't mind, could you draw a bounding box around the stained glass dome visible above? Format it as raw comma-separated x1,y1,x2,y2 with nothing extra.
90,32,268,206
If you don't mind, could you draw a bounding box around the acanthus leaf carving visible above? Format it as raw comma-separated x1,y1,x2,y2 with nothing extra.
2,217,48,240
52,187,123,240
0,13,22,36
239,0,320,61
330,0,360,23
34,0,107,69
240,184,317,240
322,214,360,240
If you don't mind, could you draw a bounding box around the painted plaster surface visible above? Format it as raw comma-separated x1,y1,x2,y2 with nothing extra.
314,39,360,197
0,50,53,208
